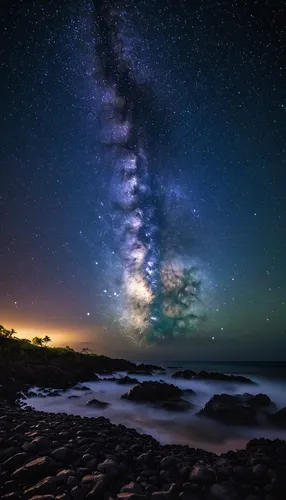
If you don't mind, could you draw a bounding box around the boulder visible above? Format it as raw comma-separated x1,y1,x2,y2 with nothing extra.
198,393,275,426
172,370,196,379
11,456,58,481
24,476,60,496
85,399,109,408
121,381,194,411
51,447,70,461
194,371,254,384
159,399,194,411
121,381,182,402
97,459,120,476
268,407,286,428
117,376,140,385
2,452,30,471
120,482,144,494
189,464,216,483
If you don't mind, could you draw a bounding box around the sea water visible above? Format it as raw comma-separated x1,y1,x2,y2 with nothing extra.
26,361,286,454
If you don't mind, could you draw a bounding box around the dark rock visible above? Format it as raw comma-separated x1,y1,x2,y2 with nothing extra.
67,476,79,488
24,476,60,496
160,456,177,469
121,381,182,402
70,486,85,500
0,447,18,461
189,464,216,483
11,456,58,481
117,376,140,385
179,493,201,500
198,393,275,426
194,371,254,384
160,399,193,411
252,463,268,479
55,495,70,500
151,493,170,500
268,407,286,428
27,496,55,500
56,469,77,481
51,447,70,461
117,494,149,500
2,452,29,470
207,483,238,499
85,399,109,408
2,493,20,500
172,370,196,379
81,473,106,486
97,459,120,476
120,482,144,494
2,480,19,493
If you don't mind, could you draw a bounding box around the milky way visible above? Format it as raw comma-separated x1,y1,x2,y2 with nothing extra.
93,0,209,344
94,0,161,342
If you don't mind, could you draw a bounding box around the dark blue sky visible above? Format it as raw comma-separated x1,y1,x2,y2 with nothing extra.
1,0,285,359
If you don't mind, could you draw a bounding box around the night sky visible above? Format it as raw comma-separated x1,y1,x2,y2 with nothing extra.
1,0,285,360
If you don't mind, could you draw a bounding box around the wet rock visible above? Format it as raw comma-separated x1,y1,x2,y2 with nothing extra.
51,447,70,461
178,492,201,500
55,494,70,500
120,482,144,494
194,371,254,384
56,469,77,481
117,494,149,500
172,370,196,379
198,393,275,426
268,407,286,428
189,464,216,483
97,459,120,476
207,483,238,500
2,452,30,470
160,456,177,469
151,493,171,500
24,476,60,496
117,376,140,385
121,381,182,402
85,399,109,408
28,496,55,500
70,486,85,500
11,456,58,481
159,399,193,411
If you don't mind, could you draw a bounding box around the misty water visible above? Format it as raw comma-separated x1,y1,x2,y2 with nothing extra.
26,362,286,454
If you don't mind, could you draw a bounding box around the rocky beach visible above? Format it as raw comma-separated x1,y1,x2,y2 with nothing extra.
0,336,286,499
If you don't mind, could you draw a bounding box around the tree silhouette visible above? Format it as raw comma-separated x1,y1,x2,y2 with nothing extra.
0,325,16,338
42,335,51,347
31,337,44,347
81,347,91,354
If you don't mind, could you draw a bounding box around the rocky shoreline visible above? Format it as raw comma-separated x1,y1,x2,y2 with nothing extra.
1,338,286,499
0,399,285,500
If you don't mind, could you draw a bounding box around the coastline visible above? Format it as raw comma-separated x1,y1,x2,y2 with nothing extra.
0,337,286,498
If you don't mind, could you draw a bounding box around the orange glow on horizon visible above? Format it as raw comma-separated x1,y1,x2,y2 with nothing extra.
0,317,105,351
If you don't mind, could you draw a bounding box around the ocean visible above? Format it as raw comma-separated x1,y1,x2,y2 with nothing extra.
26,361,286,454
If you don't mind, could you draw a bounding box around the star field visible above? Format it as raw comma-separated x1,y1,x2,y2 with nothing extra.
0,0,285,358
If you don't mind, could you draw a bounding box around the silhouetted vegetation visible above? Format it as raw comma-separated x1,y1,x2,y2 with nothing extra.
0,324,139,389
